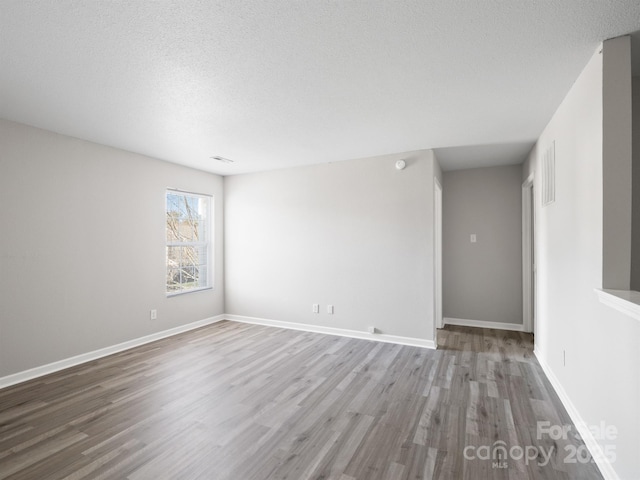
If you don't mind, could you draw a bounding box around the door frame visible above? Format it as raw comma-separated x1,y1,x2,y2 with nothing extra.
434,177,443,338
522,174,535,334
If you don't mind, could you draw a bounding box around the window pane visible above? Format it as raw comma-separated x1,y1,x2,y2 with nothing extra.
180,265,197,287
166,245,181,267
182,245,197,264
166,267,181,291
166,193,204,242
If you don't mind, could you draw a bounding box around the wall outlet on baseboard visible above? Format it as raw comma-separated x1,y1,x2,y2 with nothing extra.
312,304,319,314
368,326,377,334
150,309,157,320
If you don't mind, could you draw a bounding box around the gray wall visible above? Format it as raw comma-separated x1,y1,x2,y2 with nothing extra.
602,36,633,289
0,119,225,377
631,76,640,290
224,150,439,341
523,40,639,479
442,165,523,324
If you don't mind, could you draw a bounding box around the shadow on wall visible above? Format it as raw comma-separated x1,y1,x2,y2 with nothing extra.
434,142,533,172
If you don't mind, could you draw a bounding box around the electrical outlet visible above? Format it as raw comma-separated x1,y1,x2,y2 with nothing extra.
312,304,319,313
150,309,157,320
368,326,377,334
470,234,477,243
327,305,334,314
563,349,566,367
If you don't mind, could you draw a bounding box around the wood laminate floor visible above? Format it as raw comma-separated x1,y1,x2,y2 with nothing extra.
0,322,603,480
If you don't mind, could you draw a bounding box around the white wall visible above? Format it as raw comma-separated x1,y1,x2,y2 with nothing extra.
224,150,440,341
631,76,640,291
442,165,523,325
0,119,225,377
524,39,640,479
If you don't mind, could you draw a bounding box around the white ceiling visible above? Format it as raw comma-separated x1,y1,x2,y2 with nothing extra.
1,1,639,175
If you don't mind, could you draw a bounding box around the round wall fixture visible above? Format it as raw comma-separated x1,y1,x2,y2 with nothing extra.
395,160,406,170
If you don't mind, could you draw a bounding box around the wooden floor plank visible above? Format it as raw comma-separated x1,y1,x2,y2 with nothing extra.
0,322,603,479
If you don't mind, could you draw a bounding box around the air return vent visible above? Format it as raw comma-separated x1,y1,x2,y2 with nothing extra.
542,142,555,207
211,156,234,164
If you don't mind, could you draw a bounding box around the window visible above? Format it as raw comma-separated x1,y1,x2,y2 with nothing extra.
166,190,212,295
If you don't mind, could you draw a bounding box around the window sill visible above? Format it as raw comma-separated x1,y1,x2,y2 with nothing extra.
167,286,213,298
595,288,640,322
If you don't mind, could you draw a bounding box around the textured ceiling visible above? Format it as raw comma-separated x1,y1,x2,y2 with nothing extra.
1,1,639,175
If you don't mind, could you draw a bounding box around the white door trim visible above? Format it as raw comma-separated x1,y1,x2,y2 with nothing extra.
434,177,443,334
522,174,535,334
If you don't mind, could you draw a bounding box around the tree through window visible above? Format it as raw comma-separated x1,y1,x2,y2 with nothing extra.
166,190,212,295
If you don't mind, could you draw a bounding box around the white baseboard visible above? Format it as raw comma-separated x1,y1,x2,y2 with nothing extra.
443,317,525,332
225,314,436,349
0,314,226,390
534,349,619,480
1,313,435,390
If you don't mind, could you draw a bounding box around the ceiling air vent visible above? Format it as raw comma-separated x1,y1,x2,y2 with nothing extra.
542,142,555,207
211,156,234,164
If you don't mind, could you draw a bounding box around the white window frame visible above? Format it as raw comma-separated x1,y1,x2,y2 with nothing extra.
165,189,213,296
